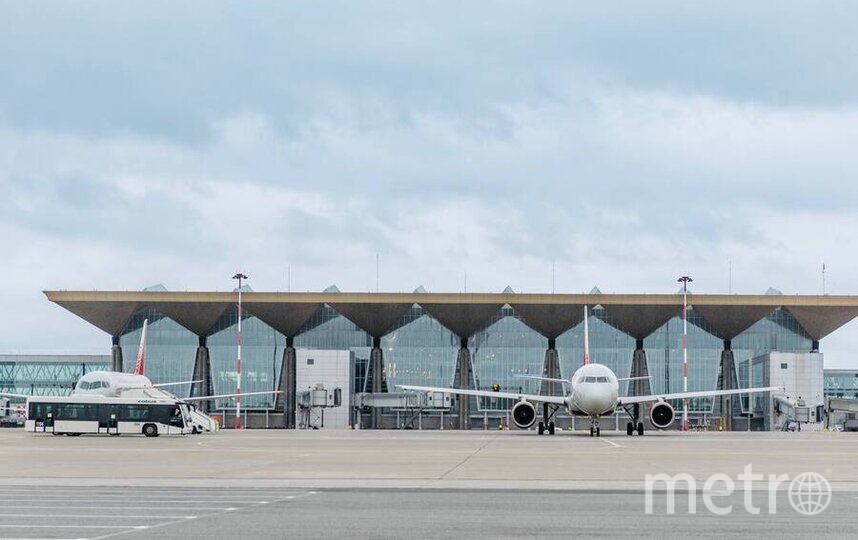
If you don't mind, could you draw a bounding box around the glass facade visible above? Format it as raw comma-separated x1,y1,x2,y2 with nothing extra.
824,369,858,399
471,306,547,411
119,309,198,398
382,306,458,391
208,309,286,409
0,354,110,397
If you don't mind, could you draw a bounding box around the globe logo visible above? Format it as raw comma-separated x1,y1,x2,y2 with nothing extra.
788,472,831,516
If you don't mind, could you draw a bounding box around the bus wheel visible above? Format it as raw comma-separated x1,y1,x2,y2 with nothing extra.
142,424,158,437
66,433,82,437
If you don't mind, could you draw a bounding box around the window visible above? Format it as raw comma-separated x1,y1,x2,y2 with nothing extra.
307,358,315,365
583,376,597,383
596,376,609,383
780,363,788,370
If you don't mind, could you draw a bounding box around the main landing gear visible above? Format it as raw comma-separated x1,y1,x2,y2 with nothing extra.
622,404,645,436
538,402,557,435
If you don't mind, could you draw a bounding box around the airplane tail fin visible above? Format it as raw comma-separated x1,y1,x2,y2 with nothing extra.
583,305,590,365
133,319,148,376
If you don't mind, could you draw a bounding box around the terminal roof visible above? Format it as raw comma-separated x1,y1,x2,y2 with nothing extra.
44,291,858,341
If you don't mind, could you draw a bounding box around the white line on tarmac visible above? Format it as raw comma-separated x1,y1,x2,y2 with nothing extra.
0,505,229,510
0,525,147,529
0,498,272,504
0,514,197,519
601,439,623,448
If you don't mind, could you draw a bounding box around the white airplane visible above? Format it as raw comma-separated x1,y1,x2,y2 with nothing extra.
400,306,781,436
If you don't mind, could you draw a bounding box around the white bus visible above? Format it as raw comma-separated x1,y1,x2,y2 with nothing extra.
25,395,194,437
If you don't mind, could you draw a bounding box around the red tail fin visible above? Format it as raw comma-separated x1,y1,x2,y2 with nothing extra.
133,319,148,375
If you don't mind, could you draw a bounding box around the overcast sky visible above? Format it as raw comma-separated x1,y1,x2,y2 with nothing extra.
2,2,858,366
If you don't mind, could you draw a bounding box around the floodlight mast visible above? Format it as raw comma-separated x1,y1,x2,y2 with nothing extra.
232,272,248,429
678,275,693,432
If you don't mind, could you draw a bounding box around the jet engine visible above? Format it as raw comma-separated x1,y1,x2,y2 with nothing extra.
649,401,675,430
511,400,537,429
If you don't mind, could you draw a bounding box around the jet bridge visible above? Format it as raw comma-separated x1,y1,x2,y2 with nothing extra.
825,396,858,430
355,391,453,429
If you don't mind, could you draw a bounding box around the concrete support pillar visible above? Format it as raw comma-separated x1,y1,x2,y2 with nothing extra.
111,336,123,372
454,337,472,430
276,337,297,429
540,338,562,397
719,341,735,431
630,339,652,397
630,339,651,426
370,337,384,429
191,336,211,412
811,340,820,353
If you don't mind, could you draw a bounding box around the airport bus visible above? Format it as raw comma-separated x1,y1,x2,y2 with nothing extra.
24,395,194,437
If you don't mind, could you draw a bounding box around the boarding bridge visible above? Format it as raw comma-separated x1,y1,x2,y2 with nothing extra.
355,391,453,429
825,397,858,430
773,395,813,431
297,384,342,429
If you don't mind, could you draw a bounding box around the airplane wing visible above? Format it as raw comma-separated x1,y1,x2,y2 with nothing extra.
183,390,282,402
399,385,567,405
617,376,650,382
618,386,781,406
151,380,202,388
513,375,568,384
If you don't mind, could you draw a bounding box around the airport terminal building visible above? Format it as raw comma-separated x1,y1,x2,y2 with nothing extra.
28,286,858,431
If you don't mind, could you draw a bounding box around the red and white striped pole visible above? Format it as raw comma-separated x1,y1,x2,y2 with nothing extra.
678,275,692,432
233,272,248,430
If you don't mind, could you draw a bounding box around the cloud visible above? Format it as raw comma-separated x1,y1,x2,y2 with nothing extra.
2,3,858,366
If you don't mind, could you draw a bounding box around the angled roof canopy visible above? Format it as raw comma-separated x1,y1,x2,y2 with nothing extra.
242,302,322,337
603,304,682,340
512,303,585,340
328,302,414,338
155,302,231,336
783,305,858,341
43,291,858,343
421,303,503,339
692,305,776,341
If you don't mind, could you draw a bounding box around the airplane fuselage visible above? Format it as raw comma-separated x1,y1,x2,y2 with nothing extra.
563,363,620,417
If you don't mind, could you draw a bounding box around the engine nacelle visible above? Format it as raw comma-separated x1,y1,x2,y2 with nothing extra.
511,400,537,429
649,401,675,430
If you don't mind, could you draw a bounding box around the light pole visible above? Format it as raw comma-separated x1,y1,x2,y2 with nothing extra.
678,275,693,432
232,272,248,429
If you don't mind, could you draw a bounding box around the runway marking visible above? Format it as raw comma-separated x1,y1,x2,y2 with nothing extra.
88,492,317,540
0,505,230,510
601,439,623,448
0,525,145,529
0,514,197,519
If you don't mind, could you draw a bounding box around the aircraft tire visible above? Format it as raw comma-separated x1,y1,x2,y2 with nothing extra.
538,421,545,435
548,422,555,435
596,427,601,437
626,422,634,436
589,427,594,437
636,422,644,436
142,423,158,438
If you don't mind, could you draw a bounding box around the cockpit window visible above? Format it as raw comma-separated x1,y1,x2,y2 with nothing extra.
596,376,609,383
583,376,597,383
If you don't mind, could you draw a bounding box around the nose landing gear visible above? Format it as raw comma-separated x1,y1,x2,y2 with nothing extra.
589,418,601,437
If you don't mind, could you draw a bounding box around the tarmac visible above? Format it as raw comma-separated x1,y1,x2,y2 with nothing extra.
0,429,855,538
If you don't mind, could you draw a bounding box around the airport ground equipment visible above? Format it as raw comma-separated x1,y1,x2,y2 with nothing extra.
298,384,342,429
824,396,858,430
355,391,452,429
